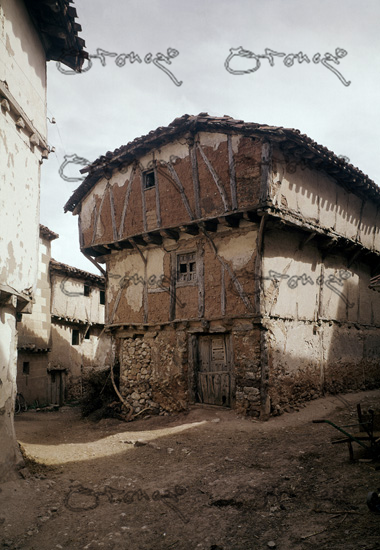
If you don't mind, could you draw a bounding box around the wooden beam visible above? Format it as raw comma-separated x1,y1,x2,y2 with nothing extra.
160,228,180,241
118,165,136,239
116,240,134,250
132,235,147,246
179,224,199,235
300,231,317,250
227,134,238,210
143,232,163,245
91,183,110,244
154,165,162,228
197,241,205,318
190,144,201,218
200,220,218,232
169,252,177,322
162,163,195,220
221,263,226,316
218,214,241,228
140,168,148,232
91,245,110,255
348,248,362,268
242,211,259,223
197,144,229,211
109,186,118,241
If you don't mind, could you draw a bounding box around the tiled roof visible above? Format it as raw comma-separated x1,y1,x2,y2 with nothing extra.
39,224,59,241
24,0,88,71
64,113,379,213
50,259,105,284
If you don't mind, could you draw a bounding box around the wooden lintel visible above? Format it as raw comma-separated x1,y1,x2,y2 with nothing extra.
144,232,163,245
160,228,180,241
179,224,199,235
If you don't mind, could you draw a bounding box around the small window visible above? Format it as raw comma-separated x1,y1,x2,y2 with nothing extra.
84,284,91,297
143,169,155,190
23,361,30,375
100,290,105,305
72,329,80,345
177,252,197,283
84,329,91,340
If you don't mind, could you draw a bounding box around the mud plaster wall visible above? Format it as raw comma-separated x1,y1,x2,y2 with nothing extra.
0,305,20,480
16,351,49,404
271,148,380,250
0,0,48,481
262,227,380,412
18,235,52,349
79,133,262,249
51,273,105,324
119,329,188,415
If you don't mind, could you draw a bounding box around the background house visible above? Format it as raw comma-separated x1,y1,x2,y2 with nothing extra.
17,227,113,406
17,225,58,406
0,0,87,480
49,259,112,403
65,113,380,418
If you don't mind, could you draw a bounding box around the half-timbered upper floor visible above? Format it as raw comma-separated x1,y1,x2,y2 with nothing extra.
65,114,380,265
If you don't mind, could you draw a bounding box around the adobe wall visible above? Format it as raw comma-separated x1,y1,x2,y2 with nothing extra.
262,226,380,413
51,273,105,324
271,148,380,250
16,351,49,406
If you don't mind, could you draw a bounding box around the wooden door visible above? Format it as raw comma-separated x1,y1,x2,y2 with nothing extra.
49,370,66,406
197,335,232,407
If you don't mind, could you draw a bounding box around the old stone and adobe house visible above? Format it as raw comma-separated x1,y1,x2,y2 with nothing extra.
65,113,380,418
17,226,113,407
48,259,112,402
0,0,87,480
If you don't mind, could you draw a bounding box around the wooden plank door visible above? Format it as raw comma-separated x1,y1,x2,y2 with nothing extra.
49,371,66,406
197,335,232,407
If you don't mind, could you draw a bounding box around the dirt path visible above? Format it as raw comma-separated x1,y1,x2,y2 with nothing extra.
1,389,380,550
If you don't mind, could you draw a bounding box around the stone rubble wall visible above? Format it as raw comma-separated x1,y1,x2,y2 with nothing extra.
119,332,188,416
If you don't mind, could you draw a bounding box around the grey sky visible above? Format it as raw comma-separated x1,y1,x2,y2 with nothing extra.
40,0,380,273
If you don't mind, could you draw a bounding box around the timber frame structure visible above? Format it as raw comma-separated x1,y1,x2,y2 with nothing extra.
66,113,380,418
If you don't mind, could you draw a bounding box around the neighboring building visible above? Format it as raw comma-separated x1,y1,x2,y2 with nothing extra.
48,259,112,402
17,227,112,406
65,114,380,419
17,225,59,406
0,0,87,480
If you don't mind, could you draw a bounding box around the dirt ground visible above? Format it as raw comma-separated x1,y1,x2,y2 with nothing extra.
1,390,380,550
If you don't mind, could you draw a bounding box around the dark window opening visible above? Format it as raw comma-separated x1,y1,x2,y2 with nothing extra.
177,253,197,283
23,361,30,375
143,169,155,190
72,329,80,345
100,290,105,305
84,329,91,340
84,284,91,297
